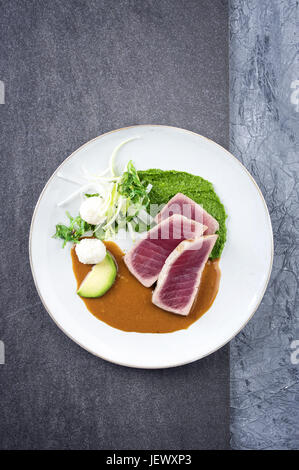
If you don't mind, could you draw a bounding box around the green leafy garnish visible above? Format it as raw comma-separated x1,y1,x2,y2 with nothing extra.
54,157,153,247
91,161,153,241
84,193,100,198
53,212,94,247
118,160,150,207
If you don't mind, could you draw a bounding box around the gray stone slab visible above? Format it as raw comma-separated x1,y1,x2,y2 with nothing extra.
229,0,299,450
0,0,229,449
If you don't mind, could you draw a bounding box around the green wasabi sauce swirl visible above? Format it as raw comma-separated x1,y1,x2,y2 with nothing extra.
138,169,227,259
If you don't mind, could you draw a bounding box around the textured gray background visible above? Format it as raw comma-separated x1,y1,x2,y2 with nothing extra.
0,0,229,449
230,0,299,450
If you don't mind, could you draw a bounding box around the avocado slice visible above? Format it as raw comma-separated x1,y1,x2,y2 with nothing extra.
77,252,117,298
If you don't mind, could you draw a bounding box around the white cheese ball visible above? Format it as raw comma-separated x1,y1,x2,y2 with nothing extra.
80,196,105,225
75,238,106,265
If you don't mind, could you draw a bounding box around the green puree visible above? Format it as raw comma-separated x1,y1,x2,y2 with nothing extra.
138,169,227,259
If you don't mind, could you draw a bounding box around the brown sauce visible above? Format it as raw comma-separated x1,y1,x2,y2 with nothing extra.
71,241,221,333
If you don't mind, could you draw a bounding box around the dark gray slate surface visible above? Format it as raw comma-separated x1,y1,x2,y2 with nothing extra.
230,0,299,450
0,0,229,449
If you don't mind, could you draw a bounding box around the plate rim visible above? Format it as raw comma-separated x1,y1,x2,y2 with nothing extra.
29,124,274,369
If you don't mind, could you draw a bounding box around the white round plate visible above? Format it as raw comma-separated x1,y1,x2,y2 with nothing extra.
29,125,273,368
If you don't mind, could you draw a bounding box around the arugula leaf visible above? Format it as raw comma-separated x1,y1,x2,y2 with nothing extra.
53,212,95,247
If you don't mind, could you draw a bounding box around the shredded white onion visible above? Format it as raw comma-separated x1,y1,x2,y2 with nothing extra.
57,172,83,186
81,164,110,179
127,221,136,242
109,136,140,176
103,197,124,229
146,184,153,194
57,184,94,207
56,136,154,243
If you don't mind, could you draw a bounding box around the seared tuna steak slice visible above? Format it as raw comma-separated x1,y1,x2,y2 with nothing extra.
124,214,207,287
155,193,219,235
152,235,218,315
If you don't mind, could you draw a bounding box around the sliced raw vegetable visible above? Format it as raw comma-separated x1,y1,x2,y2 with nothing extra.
55,138,153,246
109,137,139,176
77,252,117,298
